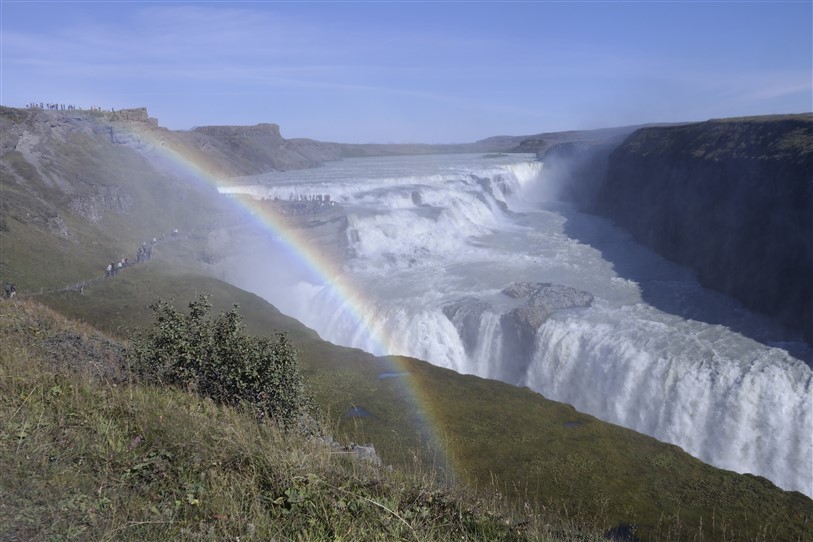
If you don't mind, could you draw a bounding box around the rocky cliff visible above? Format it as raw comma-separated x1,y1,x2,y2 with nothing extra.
506,123,663,155
593,115,813,342
0,106,235,289
185,123,336,174
0,105,366,292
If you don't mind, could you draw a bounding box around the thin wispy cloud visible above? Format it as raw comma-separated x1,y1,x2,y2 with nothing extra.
2,2,810,142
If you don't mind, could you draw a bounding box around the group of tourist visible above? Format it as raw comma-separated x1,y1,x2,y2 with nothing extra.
3,230,182,299
287,193,332,203
103,232,177,279
26,103,111,112
269,193,336,217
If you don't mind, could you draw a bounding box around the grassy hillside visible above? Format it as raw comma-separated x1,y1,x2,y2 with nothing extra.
0,106,232,292
34,255,813,541
2,106,812,541
2,299,577,541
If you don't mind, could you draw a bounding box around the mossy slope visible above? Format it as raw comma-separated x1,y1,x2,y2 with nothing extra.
36,260,813,541
3,300,568,541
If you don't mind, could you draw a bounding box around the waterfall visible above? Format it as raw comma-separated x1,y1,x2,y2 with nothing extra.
225,153,813,497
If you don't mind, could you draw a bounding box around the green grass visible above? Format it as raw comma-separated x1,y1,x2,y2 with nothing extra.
620,114,813,162
33,258,813,542
1,299,596,541
0,108,232,292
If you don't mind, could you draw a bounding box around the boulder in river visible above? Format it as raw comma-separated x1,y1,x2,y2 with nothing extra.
500,283,594,380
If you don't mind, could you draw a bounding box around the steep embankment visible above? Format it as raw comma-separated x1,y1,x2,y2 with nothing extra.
2,299,557,542
593,115,813,342
0,106,346,290
0,106,232,290
36,263,813,542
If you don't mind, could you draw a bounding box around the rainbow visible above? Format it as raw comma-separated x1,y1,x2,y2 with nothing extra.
128,123,457,478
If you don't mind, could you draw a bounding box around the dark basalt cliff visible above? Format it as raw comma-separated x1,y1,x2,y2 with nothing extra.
593,115,813,342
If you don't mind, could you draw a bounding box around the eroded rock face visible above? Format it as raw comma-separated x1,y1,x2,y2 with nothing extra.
594,116,813,343
69,185,134,222
443,282,593,383
47,215,69,238
500,282,536,299
499,283,594,374
442,297,491,356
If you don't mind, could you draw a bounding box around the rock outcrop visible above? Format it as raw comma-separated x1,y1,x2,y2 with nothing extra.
187,123,325,174
443,282,593,382
0,106,236,288
499,283,594,374
507,124,651,155
108,107,158,125
442,297,491,356
593,115,813,342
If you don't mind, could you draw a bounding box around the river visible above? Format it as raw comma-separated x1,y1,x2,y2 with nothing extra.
221,153,812,497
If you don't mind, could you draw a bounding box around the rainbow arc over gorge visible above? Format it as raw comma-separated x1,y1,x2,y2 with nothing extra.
131,124,457,478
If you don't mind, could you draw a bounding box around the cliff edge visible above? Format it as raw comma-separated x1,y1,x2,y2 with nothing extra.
593,114,813,342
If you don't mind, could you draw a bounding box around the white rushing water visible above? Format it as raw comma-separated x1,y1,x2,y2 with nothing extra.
223,153,813,497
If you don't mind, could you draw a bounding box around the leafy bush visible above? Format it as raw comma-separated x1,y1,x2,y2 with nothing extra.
129,294,310,426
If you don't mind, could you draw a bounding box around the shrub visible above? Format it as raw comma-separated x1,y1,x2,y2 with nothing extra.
129,294,310,427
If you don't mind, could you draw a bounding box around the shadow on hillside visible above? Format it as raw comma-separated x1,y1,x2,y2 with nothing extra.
556,205,813,366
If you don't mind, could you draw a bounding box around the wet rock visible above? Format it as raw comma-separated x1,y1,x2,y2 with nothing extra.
472,174,512,213
501,281,536,299
499,283,593,379
442,283,593,383
502,281,594,314
525,283,594,312
442,297,491,356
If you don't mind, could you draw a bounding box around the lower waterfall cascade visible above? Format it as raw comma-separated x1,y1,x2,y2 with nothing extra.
220,153,813,497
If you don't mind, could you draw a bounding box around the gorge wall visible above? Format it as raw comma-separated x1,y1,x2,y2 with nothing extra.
587,115,813,343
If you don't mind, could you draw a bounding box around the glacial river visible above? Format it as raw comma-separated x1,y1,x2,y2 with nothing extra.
222,153,812,497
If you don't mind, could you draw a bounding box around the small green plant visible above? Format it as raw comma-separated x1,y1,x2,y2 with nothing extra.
129,294,310,427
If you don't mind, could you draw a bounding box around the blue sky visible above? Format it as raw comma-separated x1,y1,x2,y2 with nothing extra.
2,1,811,143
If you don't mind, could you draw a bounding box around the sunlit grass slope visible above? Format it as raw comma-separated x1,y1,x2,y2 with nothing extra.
3,299,578,541
36,256,813,542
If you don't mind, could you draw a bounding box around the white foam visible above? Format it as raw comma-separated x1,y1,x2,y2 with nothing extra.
230,153,813,497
